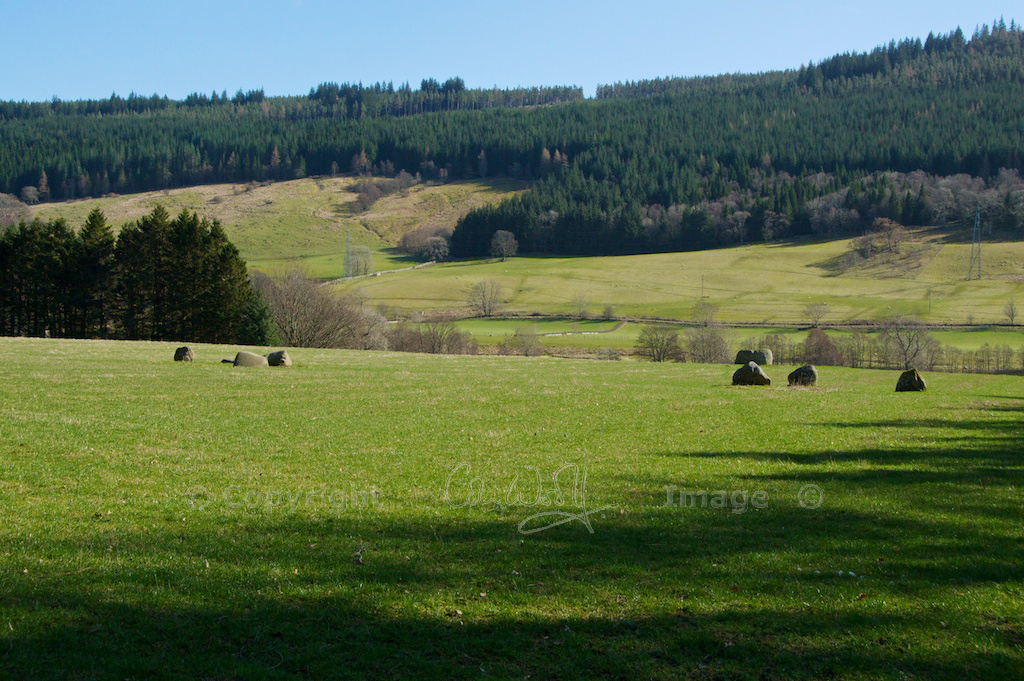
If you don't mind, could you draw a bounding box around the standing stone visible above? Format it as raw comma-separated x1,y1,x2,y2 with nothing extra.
174,346,194,362
735,349,773,366
732,361,772,386
735,350,756,364
895,369,926,392
233,351,269,367
266,350,292,367
788,364,818,386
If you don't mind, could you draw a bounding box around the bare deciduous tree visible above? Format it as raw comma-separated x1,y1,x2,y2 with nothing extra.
0,193,31,228
502,327,543,356
350,245,372,276
636,325,682,362
804,302,830,328
803,328,842,366
1004,299,1017,325
685,326,730,363
490,230,518,261
19,186,40,205
838,331,872,368
727,210,751,243
873,218,906,253
693,301,718,327
387,321,476,354
466,279,504,317
423,320,458,354
253,268,387,349
879,316,936,370
570,293,590,319
398,225,452,260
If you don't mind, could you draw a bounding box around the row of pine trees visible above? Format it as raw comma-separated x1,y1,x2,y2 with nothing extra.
0,207,273,343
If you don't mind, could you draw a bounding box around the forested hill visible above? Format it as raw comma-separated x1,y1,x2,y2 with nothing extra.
3,23,1024,257
452,23,1024,256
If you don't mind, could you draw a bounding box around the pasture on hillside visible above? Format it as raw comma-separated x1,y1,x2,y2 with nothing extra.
1,338,1021,679
32,185,1024,327
333,233,1024,325
30,177,526,277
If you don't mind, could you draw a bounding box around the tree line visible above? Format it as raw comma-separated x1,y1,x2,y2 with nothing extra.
2,24,1024,258
0,207,273,344
451,24,1024,256
750,325,1024,376
635,311,1024,377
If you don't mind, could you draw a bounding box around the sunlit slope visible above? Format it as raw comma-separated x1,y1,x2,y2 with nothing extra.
335,235,1024,324
31,177,526,276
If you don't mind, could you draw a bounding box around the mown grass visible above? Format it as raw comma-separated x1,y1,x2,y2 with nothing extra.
1,338,1022,679
31,177,525,277
334,234,1024,324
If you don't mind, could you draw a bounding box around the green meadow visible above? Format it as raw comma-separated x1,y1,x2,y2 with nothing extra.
334,234,1024,325
1,337,1022,679
449,319,1024,353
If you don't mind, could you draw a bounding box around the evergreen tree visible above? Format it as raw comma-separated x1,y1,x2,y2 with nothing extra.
236,282,278,346
75,208,116,337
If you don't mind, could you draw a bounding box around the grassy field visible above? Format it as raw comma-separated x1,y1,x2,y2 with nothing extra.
32,186,1024,324
334,233,1024,324
454,318,625,348
1,337,1022,679
450,319,1024,353
30,177,526,277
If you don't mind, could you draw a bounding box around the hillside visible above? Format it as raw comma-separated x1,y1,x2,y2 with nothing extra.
5,25,1024,261
30,177,526,277
24,177,1024,327
333,228,1024,324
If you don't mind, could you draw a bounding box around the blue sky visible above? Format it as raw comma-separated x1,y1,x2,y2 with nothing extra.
1,1,1018,101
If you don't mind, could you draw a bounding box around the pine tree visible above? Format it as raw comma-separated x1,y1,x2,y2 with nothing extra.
115,206,171,339
236,282,278,345
75,208,115,337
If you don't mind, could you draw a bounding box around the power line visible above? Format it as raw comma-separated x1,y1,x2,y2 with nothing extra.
966,204,982,280
343,228,352,278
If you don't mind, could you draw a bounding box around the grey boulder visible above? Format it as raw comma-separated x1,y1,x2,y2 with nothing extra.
266,350,292,367
895,369,926,392
735,349,773,366
732,361,771,386
233,351,269,367
788,364,818,386
174,346,194,362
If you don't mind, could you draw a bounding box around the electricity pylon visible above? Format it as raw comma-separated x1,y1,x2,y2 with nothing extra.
966,205,982,280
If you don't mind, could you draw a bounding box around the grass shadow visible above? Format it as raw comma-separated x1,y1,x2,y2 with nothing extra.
5,507,1023,679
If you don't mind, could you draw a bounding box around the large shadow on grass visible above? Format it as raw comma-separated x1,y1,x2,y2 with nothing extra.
6,592,1013,680
657,400,1024,472
5,497,1023,679
5,400,1024,679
